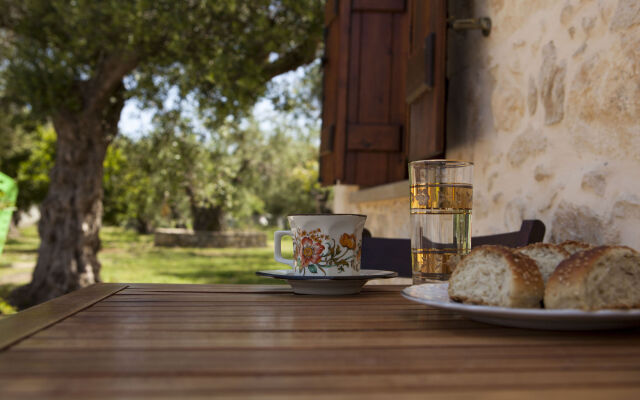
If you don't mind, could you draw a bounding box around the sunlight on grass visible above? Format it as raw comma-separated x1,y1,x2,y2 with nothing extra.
99,226,294,285
1,226,39,313
0,225,294,314
0,284,19,314
0,225,39,271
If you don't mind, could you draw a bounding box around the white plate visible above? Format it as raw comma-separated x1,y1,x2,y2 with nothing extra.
256,269,398,295
402,283,640,331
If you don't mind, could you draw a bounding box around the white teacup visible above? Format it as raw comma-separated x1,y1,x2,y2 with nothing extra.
274,214,367,276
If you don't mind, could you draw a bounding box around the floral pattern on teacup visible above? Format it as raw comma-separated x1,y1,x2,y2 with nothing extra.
293,228,362,275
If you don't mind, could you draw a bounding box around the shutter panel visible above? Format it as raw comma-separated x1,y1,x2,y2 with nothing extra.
406,0,446,161
320,0,409,187
319,0,341,185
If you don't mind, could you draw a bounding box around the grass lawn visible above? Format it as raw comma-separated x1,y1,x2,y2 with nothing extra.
0,225,293,314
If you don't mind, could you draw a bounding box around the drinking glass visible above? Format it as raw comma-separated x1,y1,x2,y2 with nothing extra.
409,160,473,284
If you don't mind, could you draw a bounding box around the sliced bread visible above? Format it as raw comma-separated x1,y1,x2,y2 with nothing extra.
448,245,544,308
516,243,569,284
545,246,640,310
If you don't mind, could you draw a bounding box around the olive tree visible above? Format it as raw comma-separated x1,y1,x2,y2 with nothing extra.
0,0,322,308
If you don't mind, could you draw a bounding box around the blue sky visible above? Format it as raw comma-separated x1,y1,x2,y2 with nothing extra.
118,100,154,138
118,64,320,140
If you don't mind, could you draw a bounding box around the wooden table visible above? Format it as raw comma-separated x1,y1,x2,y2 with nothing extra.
1,283,640,399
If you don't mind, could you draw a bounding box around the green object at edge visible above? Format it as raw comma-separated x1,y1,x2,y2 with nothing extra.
0,172,18,256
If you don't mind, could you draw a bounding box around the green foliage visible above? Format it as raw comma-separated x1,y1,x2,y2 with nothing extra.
266,60,323,123
15,125,56,213
257,129,328,220
1,0,325,235
104,56,327,231
1,0,323,125
103,110,329,230
0,110,27,177
1,0,324,228
0,117,55,216
103,137,159,232
103,137,159,231
0,107,36,184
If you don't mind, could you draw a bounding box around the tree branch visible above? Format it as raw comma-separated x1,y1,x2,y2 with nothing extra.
262,35,321,80
0,1,23,29
82,52,138,116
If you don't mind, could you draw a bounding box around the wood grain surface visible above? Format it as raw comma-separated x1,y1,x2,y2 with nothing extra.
1,283,639,399
0,283,127,350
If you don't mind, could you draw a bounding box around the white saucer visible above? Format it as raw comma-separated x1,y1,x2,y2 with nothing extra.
402,283,640,331
256,269,398,295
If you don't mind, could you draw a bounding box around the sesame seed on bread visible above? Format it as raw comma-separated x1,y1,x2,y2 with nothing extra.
545,245,640,310
516,243,569,284
448,245,544,308
557,240,594,255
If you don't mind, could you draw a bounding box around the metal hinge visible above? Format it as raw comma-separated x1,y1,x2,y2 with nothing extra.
447,17,492,37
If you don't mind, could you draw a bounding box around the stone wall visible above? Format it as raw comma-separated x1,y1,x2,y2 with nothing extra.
154,228,267,248
447,0,640,248
334,0,640,248
333,183,410,238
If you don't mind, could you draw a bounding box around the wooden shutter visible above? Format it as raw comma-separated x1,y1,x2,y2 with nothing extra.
320,0,409,187
406,0,446,161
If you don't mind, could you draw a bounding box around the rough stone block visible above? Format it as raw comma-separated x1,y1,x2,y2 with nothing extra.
610,0,640,31
581,168,608,195
507,128,547,167
527,76,538,115
534,164,553,182
539,41,566,125
491,81,525,132
549,201,617,245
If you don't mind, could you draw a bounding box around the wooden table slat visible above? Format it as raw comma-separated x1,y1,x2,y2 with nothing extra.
3,348,640,375
2,371,640,398
0,283,128,350
1,283,639,399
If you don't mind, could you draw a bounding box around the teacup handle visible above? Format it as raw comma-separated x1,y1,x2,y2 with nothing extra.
274,230,295,268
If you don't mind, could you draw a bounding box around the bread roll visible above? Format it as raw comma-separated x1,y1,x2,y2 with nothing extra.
558,240,593,255
448,245,544,308
516,243,569,284
545,246,640,310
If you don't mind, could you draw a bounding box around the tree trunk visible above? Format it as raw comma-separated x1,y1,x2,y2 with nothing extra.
191,204,225,232
184,185,225,232
11,92,124,309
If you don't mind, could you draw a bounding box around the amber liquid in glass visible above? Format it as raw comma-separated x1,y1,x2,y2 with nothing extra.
410,183,472,283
